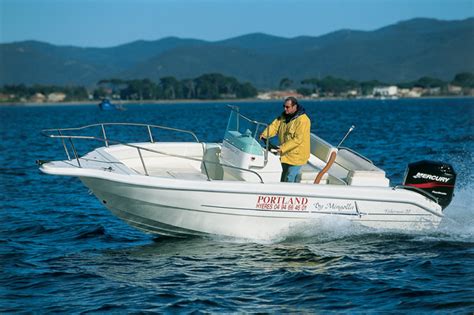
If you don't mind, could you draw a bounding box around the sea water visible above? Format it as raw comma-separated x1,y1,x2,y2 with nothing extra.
1,98,473,312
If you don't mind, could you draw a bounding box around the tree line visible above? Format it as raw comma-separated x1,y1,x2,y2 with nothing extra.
1,72,473,102
283,72,474,97
94,73,258,100
0,73,258,102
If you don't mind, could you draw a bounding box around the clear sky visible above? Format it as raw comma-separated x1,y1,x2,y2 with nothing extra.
0,0,472,48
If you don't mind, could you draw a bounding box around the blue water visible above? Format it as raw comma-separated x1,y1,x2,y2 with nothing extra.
1,98,473,312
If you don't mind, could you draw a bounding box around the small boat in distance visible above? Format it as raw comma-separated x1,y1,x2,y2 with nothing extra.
98,98,115,110
98,99,125,111
38,107,457,240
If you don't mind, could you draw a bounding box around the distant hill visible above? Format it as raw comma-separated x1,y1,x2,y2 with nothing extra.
1,18,473,88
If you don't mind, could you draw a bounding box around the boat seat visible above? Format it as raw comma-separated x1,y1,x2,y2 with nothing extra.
336,149,383,172
302,134,389,186
298,134,338,184
334,149,390,187
299,154,329,184
310,133,337,162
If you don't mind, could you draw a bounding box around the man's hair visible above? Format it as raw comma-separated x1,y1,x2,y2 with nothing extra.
285,96,299,107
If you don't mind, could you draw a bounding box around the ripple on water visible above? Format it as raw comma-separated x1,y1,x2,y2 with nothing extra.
1,99,473,312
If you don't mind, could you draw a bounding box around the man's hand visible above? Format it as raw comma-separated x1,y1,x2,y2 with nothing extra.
270,146,281,155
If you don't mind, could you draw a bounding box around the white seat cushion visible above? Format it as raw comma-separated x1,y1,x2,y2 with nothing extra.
310,133,338,162
299,155,329,184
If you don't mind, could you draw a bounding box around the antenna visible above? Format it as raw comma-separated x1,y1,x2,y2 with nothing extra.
337,125,355,148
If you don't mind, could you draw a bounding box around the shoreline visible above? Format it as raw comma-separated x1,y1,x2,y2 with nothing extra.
0,98,263,107
0,95,472,107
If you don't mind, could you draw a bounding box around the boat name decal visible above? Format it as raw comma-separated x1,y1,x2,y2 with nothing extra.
384,208,412,214
313,201,356,212
412,172,450,183
256,195,308,211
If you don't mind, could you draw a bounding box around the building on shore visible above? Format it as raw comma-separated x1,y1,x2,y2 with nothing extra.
31,93,46,102
257,90,304,100
448,84,463,94
373,86,398,97
47,92,67,102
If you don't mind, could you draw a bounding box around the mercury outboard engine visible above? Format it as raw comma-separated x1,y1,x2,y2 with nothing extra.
403,160,456,209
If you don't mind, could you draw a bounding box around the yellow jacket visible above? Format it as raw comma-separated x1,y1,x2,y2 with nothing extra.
261,113,311,165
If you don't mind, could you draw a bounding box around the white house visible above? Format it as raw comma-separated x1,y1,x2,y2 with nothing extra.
373,86,398,97
47,92,67,102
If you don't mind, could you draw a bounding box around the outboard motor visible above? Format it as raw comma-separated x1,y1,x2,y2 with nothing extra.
403,160,456,209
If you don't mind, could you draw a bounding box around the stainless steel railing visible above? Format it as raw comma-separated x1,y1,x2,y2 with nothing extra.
41,120,266,183
42,122,200,144
41,122,207,178
337,147,374,165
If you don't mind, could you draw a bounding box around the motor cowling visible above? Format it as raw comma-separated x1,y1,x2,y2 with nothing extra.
403,160,456,209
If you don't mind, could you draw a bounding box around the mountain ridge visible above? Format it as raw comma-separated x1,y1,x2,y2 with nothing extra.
1,17,472,88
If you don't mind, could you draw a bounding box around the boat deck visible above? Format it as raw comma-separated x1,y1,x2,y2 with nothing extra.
45,138,390,187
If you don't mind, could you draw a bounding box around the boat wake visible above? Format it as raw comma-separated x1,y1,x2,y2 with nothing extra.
431,186,474,242
210,217,376,245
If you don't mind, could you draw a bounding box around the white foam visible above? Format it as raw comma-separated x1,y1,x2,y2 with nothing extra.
210,215,376,245
277,216,371,242
436,186,474,242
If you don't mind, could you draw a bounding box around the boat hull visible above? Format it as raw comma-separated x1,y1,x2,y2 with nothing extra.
80,176,443,239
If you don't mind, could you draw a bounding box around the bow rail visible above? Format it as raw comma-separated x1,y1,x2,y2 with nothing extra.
41,120,266,183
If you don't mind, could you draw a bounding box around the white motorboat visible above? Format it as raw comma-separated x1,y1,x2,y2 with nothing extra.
38,107,456,239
